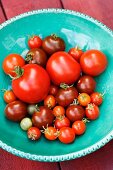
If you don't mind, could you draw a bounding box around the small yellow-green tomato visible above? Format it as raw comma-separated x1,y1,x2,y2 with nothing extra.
20,117,32,131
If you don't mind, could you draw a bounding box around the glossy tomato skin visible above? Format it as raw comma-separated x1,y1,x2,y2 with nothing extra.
56,87,78,107
55,116,70,130
44,126,57,140
85,104,99,120
44,95,56,109
25,48,47,67
12,64,50,104
80,50,108,76
42,35,65,55
66,105,85,122
72,121,86,135
2,54,25,76
90,92,103,106
3,90,17,103
32,106,54,129
49,84,59,96
77,75,96,94
68,47,83,62
58,127,75,144
28,36,42,49
5,100,27,122
46,52,81,85
52,106,65,117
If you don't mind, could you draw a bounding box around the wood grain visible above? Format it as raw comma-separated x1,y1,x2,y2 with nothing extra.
0,149,59,170
1,0,62,19
61,0,113,29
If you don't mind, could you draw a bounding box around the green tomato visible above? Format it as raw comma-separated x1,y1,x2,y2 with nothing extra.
20,117,32,131
27,104,37,115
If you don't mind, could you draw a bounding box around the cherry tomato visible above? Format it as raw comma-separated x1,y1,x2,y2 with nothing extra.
25,48,47,67
58,127,75,144
55,116,70,130
27,104,37,116
27,127,41,140
78,93,91,106
52,106,65,117
49,84,59,96
32,106,54,129
90,92,103,106
72,120,86,135
44,126,58,140
46,51,81,85
28,35,42,49
20,117,32,131
85,103,100,120
44,95,56,109
5,100,27,122
68,46,83,62
3,90,17,103
66,105,85,122
56,86,78,107
80,50,108,76
2,54,25,76
77,75,96,94
42,34,65,55
12,64,50,104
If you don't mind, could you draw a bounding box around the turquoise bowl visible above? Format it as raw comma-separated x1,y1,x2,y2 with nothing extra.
0,9,113,162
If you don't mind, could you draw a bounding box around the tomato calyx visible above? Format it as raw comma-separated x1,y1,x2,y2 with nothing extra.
70,99,79,105
9,66,24,80
86,103,95,110
60,83,73,90
82,118,90,124
41,125,59,137
51,33,58,40
56,115,65,121
28,131,38,140
25,52,34,62
1,88,7,93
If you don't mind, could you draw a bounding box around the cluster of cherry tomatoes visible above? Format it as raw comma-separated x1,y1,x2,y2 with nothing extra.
2,34,107,144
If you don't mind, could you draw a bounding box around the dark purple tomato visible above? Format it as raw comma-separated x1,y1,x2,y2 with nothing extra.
5,100,27,122
25,48,47,67
32,106,54,129
42,34,65,55
66,105,85,122
76,75,96,94
56,87,78,107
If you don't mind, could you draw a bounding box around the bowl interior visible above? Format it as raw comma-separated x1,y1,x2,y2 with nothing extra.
0,10,113,158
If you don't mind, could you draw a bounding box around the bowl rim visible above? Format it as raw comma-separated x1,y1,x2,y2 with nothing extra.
0,8,113,162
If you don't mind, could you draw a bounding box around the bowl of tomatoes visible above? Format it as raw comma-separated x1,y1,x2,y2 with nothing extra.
0,9,113,162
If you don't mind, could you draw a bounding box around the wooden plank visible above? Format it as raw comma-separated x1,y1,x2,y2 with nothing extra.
0,149,60,170
0,5,6,23
61,0,113,29
1,0,62,19
60,140,113,170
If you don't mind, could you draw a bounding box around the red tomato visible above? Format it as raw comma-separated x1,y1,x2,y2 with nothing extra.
3,90,17,103
66,105,85,122
12,64,50,103
46,51,81,85
85,103,99,120
32,106,54,129
55,116,70,130
27,127,41,140
2,54,25,76
44,126,58,140
80,50,108,76
44,95,56,109
56,86,78,107
28,35,42,49
49,84,59,96
72,120,86,135
68,46,83,62
58,127,75,144
5,100,27,122
90,92,103,106
52,106,65,117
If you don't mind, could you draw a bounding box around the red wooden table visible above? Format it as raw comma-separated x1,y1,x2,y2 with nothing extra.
0,0,113,169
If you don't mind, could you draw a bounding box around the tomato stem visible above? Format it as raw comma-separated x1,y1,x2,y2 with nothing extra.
70,99,79,105
1,89,7,93
82,118,90,124
51,33,58,40
25,52,33,61
60,83,73,90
